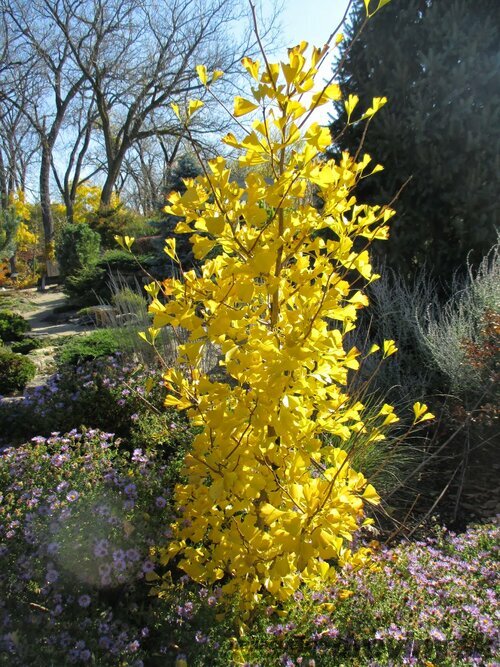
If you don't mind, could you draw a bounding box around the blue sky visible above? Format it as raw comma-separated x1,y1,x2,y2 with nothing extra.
277,0,351,123
281,0,350,48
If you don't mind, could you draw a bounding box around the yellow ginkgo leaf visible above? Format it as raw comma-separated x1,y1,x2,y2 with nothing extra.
233,96,259,117
382,339,398,358
164,237,178,261
196,64,207,85
311,84,341,107
187,99,204,118
222,132,241,149
413,402,435,424
345,93,359,120
114,234,135,252
144,281,160,299
362,96,388,119
171,103,181,120
362,484,380,505
241,57,260,80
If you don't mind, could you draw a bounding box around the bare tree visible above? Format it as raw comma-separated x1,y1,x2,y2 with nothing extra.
1,0,87,255
43,0,280,211
51,89,102,224
118,135,183,215
0,104,39,209
0,10,39,209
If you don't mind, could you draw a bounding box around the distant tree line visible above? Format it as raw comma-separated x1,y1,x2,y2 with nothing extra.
0,0,279,255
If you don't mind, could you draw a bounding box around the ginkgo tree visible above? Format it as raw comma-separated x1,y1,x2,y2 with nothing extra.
119,2,434,611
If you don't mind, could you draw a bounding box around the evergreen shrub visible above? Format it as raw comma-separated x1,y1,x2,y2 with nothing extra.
0,349,36,395
56,330,123,367
56,222,101,279
0,310,31,342
10,337,43,355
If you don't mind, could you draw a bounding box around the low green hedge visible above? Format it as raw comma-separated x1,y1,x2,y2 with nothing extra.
10,337,43,355
0,310,31,342
0,349,36,395
55,330,123,367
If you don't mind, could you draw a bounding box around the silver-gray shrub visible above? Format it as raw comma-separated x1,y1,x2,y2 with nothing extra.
418,240,499,397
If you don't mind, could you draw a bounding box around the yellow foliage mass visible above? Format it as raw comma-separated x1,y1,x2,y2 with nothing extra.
146,41,411,611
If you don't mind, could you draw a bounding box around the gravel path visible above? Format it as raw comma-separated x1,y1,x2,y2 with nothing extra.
18,287,93,338
2,287,95,392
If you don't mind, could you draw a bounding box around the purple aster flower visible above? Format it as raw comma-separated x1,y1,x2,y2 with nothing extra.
99,636,112,650
113,559,126,572
142,560,155,573
155,496,167,508
94,540,109,558
429,627,446,642
47,542,59,555
124,483,137,497
66,490,79,503
176,601,194,619
78,594,91,608
46,569,59,584
126,548,140,562
98,563,112,577
67,648,80,663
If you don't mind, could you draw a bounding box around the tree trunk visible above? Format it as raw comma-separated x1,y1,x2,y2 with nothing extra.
39,141,55,260
0,151,7,211
9,253,18,277
99,158,123,210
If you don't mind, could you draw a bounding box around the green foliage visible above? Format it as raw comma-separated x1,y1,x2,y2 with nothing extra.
56,330,123,367
10,337,43,355
0,310,31,342
112,286,147,315
211,523,498,667
64,263,108,305
159,153,204,273
87,205,149,249
0,208,20,259
1,426,497,666
348,264,440,402
0,431,179,665
63,250,156,307
99,248,152,273
330,0,499,284
56,222,101,280
163,153,202,197
0,348,36,395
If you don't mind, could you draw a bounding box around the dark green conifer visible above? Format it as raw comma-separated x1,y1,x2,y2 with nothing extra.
330,0,499,284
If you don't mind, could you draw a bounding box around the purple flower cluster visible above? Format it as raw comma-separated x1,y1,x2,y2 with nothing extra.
0,428,174,665
242,521,499,666
0,356,169,446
